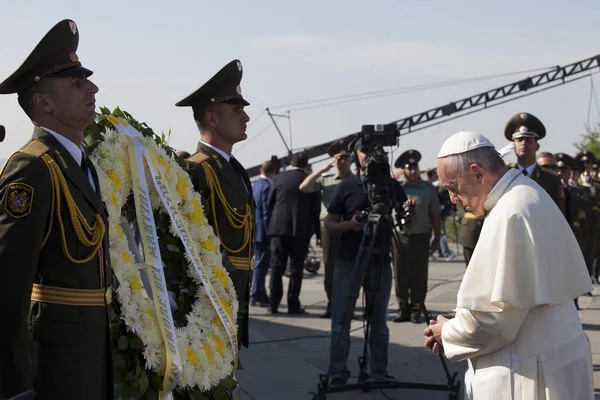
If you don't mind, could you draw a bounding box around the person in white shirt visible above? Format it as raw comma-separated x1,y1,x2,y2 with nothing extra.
424,131,594,400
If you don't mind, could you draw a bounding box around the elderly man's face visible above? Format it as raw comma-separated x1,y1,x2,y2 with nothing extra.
437,158,487,217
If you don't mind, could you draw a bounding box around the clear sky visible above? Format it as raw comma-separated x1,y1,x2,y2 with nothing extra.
1,0,600,171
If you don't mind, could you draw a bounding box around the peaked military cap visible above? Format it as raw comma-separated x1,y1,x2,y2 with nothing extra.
0,19,92,95
175,59,250,111
555,153,574,169
327,138,352,158
394,149,421,169
504,112,546,141
575,150,597,164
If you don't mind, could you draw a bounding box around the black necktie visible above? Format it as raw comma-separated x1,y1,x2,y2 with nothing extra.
230,157,249,195
522,169,528,176
81,151,90,177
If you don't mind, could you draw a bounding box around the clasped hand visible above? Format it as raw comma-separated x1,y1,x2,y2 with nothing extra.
423,315,448,355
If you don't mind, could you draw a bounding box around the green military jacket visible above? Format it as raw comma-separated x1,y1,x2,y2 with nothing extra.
187,142,255,348
0,127,112,399
516,164,564,213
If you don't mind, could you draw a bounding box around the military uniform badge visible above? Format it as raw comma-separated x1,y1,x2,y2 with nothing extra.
5,182,34,218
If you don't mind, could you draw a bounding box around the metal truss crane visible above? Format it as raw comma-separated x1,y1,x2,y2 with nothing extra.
246,53,600,178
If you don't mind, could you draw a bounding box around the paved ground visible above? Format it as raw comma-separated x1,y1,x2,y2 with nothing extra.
235,246,600,400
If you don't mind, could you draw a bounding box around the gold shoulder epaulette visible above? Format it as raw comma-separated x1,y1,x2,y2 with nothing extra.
19,140,49,157
188,151,209,164
506,162,516,168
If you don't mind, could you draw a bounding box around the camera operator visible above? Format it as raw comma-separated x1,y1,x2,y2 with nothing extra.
323,138,413,387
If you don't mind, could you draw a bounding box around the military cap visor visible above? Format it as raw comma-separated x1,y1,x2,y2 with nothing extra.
504,112,546,141
0,19,91,95
328,139,352,158
175,59,250,110
394,150,422,169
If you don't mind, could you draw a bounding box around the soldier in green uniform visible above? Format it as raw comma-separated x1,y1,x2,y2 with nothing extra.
504,112,564,212
0,20,112,399
299,139,352,318
457,211,484,267
392,150,441,323
176,60,254,348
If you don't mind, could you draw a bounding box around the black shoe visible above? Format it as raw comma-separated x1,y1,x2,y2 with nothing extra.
329,378,346,388
267,308,279,314
319,310,331,319
250,300,269,308
288,307,306,315
393,311,411,323
410,311,423,324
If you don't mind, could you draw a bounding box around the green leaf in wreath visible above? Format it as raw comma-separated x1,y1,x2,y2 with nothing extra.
129,334,145,349
118,335,129,350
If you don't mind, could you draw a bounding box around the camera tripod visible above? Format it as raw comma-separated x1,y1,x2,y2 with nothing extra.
311,210,461,399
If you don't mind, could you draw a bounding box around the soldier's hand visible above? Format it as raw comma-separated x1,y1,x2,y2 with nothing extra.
319,159,336,174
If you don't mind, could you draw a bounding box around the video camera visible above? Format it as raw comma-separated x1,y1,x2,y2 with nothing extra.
352,123,413,227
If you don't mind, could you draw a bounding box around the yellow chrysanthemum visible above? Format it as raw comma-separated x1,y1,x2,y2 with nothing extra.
213,336,225,356
176,175,189,197
189,198,205,225
212,316,224,328
155,156,171,176
108,170,122,191
122,252,133,264
187,346,200,367
213,267,229,287
110,192,117,207
202,343,215,366
114,224,124,237
201,239,216,252
130,277,142,291
220,298,233,319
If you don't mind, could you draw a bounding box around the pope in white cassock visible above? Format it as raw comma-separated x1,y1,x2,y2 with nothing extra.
424,131,594,400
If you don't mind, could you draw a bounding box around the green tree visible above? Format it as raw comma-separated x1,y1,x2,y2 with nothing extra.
573,123,600,158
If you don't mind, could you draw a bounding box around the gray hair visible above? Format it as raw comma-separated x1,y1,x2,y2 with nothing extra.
443,146,506,178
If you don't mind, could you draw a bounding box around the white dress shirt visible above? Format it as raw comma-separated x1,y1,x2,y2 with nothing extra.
516,162,536,177
200,141,230,162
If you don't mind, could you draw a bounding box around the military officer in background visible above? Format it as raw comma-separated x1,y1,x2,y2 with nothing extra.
457,211,484,267
0,20,112,399
536,151,558,174
392,150,441,323
576,151,597,189
177,60,254,348
504,112,564,212
299,139,352,318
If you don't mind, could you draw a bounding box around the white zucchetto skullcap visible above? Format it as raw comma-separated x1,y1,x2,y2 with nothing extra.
437,131,496,158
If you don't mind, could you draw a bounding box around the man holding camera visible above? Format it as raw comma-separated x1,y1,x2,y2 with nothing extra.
324,137,411,386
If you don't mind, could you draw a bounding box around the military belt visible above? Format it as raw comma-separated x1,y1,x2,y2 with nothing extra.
229,255,251,271
31,284,112,306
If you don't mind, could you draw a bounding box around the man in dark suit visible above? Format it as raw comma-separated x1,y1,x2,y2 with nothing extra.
177,60,255,348
504,112,564,213
0,20,112,399
267,153,318,314
251,160,276,307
